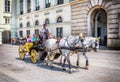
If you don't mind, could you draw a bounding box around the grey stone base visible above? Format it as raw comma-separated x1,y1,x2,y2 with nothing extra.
107,38,120,48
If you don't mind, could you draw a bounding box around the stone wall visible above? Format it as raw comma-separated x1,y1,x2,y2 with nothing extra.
71,0,120,48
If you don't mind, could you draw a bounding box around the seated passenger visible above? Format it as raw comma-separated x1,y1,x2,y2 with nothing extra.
31,34,39,45
27,34,31,42
31,34,37,42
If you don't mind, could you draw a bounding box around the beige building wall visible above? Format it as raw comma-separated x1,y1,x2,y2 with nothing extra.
17,0,72,38
71,0,120,48
0,0,13,45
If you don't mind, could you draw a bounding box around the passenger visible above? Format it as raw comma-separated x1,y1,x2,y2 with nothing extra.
27,34,31,42
31,34,39,45
31,34,37,42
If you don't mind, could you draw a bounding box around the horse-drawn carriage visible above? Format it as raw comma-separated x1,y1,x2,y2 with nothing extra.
18,38,47,64
18,35,100,73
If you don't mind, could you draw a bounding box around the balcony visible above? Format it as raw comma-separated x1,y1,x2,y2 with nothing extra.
45,3,51,8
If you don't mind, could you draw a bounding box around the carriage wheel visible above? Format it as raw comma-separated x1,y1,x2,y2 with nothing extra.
30,49,38,64
49,52,54,61
18,45,25,60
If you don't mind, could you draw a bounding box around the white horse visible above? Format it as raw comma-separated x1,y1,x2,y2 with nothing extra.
45,35,100,73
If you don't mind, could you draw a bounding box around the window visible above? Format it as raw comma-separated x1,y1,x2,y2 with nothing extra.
5,18,10,24
69,0,74,1
57,0,64,5
45,19,50,24
35,0,40,11
57,16,62,23
20,23,23,28
26,30,30,35
27,0,31,13
45,0,50,8
20,0,23,15
27,22,30,27
35,20,39,26
19,31,23,37
5,18,7,24
56,27,63,38
5,0,10,12
35,29,39,35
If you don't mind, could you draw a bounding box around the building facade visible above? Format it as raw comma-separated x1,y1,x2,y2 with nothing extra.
71,0,120,48
16,0,72,38
0,0,16,45
0,0,120,48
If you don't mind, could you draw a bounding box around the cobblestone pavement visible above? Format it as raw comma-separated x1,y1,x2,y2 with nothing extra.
0,44,120,82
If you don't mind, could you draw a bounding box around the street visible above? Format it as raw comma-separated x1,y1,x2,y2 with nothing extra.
0,44,120,82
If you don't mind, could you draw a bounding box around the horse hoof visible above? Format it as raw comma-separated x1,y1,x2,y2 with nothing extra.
77,66,80,68
46,63,48,66
51,66,54,69
62,68,66,71
69,71,72,74
85,66,88,70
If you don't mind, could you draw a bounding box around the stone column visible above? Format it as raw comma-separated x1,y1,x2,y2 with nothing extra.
31,0,35,12
17,0,20,15
10,0,12,13
23,0,27,13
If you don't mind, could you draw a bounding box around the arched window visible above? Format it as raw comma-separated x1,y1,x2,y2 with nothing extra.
27,22,30,27
45,18,49,24
57,16,62,23
35,20,39,26
20,23,23,28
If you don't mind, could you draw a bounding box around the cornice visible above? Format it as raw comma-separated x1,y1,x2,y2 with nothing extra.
17,3,71,18
70,0,88,5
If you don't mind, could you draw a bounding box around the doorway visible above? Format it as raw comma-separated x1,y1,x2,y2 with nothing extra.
91,9,107,46
2,30,11,44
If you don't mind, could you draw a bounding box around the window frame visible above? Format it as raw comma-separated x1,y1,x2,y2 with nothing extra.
56,27,63,38
26,30,30,35
35,0,40,11
27,22,30,27
45,0,50,8
27,0,31,13
19,31,23,38
35,29,39,36
35,20,39,26
20,23,23,28
45,18,50,24
5,0,10,12
57,16,63,23
20,0,23,15
57,0,64,5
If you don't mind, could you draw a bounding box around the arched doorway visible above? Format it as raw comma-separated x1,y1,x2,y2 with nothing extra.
2,30,11,44
90,8,107,46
